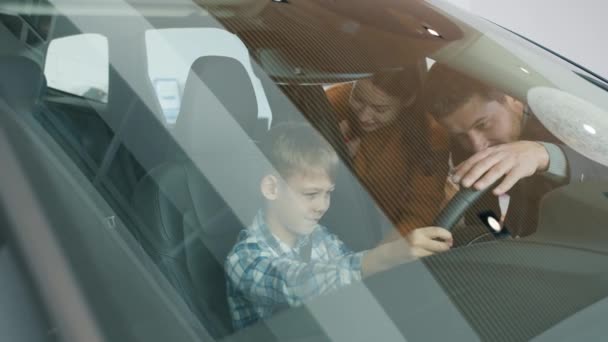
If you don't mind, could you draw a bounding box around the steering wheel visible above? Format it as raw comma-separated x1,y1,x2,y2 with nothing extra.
432,184,506,247
433,185,495,231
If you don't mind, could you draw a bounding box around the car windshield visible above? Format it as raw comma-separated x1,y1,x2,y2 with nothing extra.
1,0,608,341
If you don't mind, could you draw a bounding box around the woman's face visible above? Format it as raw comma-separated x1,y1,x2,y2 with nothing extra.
348,78,411,132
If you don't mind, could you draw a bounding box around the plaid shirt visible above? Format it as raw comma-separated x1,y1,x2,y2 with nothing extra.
225,211,365,330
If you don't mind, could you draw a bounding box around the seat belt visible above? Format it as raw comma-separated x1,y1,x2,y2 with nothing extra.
299,239,313,262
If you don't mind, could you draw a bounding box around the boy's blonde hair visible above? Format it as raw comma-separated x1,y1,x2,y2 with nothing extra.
261,123,339,181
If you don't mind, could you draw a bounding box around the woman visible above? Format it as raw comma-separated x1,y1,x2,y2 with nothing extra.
326,65,450,236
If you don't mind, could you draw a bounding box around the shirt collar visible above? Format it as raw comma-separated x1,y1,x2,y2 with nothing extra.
250,210,313,256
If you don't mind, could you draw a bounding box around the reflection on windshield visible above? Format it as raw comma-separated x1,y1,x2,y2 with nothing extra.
528,86,608,167
13,0,608,340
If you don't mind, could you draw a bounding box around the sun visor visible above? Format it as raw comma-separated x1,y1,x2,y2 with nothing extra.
204,0,464,77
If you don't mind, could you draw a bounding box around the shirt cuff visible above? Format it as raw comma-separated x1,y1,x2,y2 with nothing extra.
538,142,568,182
341,251,365,282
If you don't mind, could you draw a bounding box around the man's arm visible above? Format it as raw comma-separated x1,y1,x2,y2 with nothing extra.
451,141,608,195
559,145,608,183
537,142,568,182
534,142,608,184
451,141,549,195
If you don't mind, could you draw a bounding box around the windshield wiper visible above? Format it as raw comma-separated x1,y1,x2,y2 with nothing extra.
575,72,608,92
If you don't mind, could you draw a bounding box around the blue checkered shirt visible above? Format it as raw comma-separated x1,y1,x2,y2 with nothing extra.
225,211,365,330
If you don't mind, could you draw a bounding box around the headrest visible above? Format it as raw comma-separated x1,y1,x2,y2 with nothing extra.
170,56,268,227
0,56,46,113
173,56,258,156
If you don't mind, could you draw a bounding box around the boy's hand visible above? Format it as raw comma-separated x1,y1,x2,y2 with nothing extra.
451,141,550,196
405,227,453,258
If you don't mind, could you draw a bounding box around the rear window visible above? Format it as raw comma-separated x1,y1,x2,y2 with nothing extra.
145,28,272,125
44,33,109,103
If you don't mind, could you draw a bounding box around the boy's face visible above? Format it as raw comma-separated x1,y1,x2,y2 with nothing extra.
271,170,335,237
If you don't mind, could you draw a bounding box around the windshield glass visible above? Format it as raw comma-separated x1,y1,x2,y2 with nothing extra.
2,0,608,341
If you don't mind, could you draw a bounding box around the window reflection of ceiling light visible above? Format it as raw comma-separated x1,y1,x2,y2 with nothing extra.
520,67,530,74
487,216,502,232
584,124,597,135
424,26,441,37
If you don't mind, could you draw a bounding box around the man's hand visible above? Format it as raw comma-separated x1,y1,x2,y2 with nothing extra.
451,141,550,195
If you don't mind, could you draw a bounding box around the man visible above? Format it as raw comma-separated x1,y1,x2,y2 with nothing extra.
423,63,607,236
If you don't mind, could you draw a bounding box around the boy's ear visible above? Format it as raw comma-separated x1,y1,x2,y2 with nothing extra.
261,175,279,200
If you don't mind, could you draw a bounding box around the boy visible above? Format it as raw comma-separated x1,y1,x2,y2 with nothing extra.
225,123,452,330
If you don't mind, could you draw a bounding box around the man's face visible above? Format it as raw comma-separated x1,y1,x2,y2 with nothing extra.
349,79,407,132
274,170,335,237
438,95,525,154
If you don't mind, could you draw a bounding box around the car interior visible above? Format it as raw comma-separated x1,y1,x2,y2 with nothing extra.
0,3,388,338
3,1,608,341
